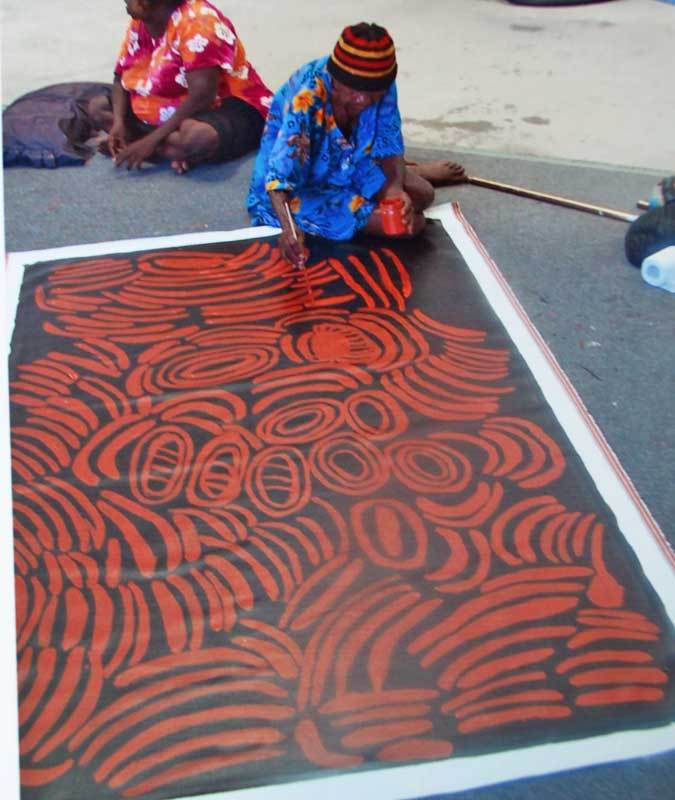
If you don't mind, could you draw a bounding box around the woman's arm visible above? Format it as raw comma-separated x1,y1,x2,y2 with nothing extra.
114,67,219,169
108,75,131,157
268,190,306,268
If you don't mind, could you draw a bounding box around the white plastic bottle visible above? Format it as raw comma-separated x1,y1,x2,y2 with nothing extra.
641,246,675,294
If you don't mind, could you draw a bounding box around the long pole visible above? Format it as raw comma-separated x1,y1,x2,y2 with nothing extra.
467,176,638,223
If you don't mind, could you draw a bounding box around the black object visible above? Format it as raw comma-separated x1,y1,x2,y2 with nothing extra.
3,82,111,168
625,179,675,267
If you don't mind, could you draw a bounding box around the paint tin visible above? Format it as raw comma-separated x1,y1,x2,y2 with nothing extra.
379,196,407,235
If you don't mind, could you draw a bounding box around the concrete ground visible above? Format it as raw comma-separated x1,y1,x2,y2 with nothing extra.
1,0,675,171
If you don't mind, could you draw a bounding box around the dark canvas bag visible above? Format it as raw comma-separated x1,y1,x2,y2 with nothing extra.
3,82,112,168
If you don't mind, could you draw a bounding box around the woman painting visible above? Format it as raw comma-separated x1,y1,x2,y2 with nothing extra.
247,22,466,266
94,0,272,172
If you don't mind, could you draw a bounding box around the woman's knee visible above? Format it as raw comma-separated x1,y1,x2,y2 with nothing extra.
174,119,219,159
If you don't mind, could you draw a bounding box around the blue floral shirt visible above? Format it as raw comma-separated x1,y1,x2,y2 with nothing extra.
247,56,405,240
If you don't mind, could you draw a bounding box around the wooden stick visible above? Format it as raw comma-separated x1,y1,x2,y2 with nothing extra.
283,202,314,302
467,176,638,223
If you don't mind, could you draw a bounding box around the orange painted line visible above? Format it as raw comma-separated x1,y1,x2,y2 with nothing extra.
575,687,664,706
18,647,56,727
368,598,444,692
557,649,653,674
415,581,583,657
21,647,84,755
458,647,556,690
97,500,157,578
88,585,113,660
434,530,490,595
427,528,471,585
380,248,412,296
418,481,503,528
347,255,391,307
17,577,47,651
12,426,70,468
114,647,267,688
490,495,559,566
456,688,564,720
104,585,135,679
222,540,283,601
334,592,420,697
37,596,58,649
101,490,183,572
377,737,453,761
80,679,289,767
249,534,297,598
109,728,285,789
577,615,659,634
328,257,376,308
230,635,299,680
422,598,579,675
310,583,409,707
341,719,432,749
17,646,34,692
458,704,571,734
332,702,433,728
189,569,224,633
62,587,88,650
291,557,364,633
482,566,593,593
20,760,74,786
204,570,238,632
35,653,104,762
166,575,204,652
295,719,362,768
203,554,255,611
255,521,319,571
442,670,548,713
240,618,304,666
95,703,294,782
569,666,668,686
369,249,405,309
151,581,188,654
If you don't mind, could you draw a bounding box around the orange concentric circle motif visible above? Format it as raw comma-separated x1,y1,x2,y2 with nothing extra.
309,433,390,496
351,498,429,569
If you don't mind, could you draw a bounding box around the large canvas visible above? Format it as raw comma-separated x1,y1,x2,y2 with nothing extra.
7,206,674,800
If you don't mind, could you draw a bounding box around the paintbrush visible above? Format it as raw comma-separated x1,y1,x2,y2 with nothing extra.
283,202,314,302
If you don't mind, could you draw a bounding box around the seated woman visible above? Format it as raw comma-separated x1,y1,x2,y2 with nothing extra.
91,0,272,172
247,22,466,266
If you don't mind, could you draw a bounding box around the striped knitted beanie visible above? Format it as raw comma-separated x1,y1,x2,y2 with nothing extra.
327,23,397,92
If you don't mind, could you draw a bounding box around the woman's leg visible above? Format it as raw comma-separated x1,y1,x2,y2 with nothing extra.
406,160,466,186
159,98,265,174
158,119,220,174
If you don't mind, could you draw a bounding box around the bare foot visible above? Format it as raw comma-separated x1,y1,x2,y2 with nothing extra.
408,160,467,186
171,159,191,174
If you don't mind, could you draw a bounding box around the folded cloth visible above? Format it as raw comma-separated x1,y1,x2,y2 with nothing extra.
3,82,112,168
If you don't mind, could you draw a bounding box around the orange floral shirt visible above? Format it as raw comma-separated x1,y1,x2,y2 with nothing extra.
115,0,272,126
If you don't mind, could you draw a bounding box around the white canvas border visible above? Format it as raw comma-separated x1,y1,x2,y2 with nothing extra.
3,213,674,800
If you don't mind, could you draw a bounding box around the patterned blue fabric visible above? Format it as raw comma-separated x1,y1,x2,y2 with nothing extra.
247,56,404,240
